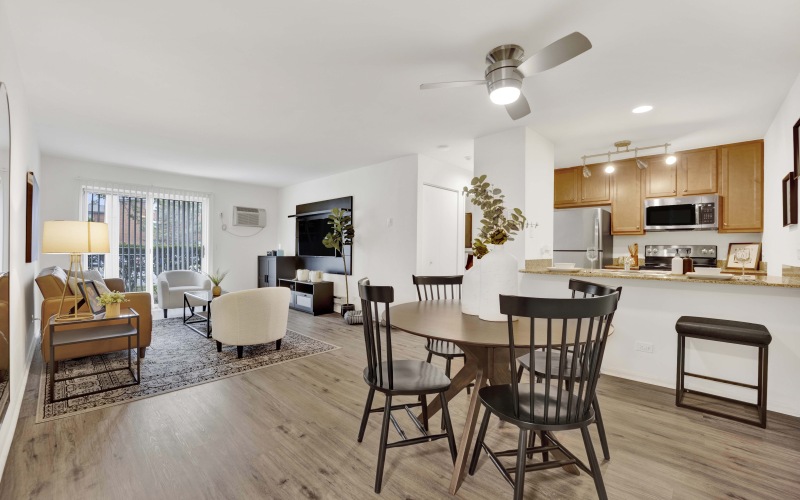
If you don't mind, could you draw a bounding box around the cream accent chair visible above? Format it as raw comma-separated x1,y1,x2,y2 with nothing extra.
212,287,291,358
156,270,212,318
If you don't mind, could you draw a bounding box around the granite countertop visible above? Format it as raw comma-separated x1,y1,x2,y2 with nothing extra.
520,268,800,288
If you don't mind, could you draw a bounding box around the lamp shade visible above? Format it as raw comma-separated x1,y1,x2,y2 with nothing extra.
42,221,110,254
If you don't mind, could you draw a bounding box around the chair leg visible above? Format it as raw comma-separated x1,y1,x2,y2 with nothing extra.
592,396,611,460
581,426,608,500
276,339,282,351
513,429,528,500
441,358,452,432
426,351,433,364
375,395,393,494
526,429,536,459
516,364,525,383
357,388,375,442
469,409,491,475
439,392,457,464
541,431,549,462
216,341,222,353
420,394,429,432
236,346,243,358
163,309,167,319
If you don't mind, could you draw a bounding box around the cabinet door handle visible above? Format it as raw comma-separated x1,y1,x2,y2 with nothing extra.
673,190,676,194
683,189,687,193
636,226,640,229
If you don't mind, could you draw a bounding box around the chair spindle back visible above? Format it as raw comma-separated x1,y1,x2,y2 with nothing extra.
359,278,396,389
412,275,462,301
500,293,619,426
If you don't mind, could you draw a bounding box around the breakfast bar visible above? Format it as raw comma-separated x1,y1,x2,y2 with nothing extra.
519,268,800,418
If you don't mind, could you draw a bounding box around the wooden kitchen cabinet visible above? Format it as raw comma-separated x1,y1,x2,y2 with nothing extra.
677,147,718,195
554,167,580,207
580,163,611,204
719,140,763,233
645,155,678,198
611,159,644,235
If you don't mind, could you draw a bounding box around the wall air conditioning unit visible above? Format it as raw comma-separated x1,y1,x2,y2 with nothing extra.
232,206,267,228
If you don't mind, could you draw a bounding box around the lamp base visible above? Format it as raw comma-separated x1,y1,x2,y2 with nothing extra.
54,253,96,322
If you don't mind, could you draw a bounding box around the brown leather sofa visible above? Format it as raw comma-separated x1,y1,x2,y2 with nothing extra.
35,267,153,362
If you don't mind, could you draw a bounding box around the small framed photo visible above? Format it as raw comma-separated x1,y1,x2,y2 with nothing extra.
783,172,797,226
725,243,762,271
78,280,105,315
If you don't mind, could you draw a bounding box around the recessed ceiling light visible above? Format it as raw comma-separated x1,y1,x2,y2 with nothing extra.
632,105,653,114
464,155,472,161
437,144,450,151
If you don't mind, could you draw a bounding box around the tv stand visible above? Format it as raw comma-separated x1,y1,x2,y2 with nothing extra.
278,279,334,316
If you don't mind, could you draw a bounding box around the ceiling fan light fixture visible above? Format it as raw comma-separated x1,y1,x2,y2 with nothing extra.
488,84,521,105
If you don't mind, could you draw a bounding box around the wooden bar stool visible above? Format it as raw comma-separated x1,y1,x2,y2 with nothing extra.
675,316,771,428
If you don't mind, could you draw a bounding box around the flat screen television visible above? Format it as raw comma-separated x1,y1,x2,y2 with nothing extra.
297,216,337,257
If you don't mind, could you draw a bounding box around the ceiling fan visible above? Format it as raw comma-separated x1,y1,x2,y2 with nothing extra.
420,32,592,120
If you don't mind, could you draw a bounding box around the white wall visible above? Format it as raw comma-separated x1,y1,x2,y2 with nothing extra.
524,129,555,261
278,155,420,306
38,155,279,294
474,127,555,266
416,155,472,274
763,71,800,272
0,0,42,475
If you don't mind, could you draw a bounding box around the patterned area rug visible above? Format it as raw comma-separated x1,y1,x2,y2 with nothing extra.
36,318,339,422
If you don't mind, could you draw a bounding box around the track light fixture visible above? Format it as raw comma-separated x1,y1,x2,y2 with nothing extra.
581,140,675,173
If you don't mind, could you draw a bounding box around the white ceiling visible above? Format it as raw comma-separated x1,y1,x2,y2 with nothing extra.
7,0,800,186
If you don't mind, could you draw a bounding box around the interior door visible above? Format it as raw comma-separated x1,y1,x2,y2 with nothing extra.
420,185,459,276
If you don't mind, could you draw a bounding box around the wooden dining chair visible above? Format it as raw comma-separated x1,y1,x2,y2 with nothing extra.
516,279,622,460
469,293,619,500
412,275,472,396
356,278,458,493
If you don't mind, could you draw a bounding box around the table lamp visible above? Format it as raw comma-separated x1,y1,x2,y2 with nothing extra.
42,221,110,322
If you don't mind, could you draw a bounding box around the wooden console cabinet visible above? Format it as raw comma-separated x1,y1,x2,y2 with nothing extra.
279,279,334,316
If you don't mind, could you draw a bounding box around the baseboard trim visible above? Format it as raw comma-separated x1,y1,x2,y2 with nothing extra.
0,325,39,478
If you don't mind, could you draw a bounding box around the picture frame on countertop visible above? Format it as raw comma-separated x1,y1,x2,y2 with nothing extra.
782,172,797,226
794,117,800,179
77,280,105,315
725,242,762,270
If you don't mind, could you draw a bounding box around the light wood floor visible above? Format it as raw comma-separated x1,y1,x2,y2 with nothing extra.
2,310,799,499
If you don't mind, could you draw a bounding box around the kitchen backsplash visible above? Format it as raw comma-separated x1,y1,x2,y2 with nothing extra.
613,231,763,261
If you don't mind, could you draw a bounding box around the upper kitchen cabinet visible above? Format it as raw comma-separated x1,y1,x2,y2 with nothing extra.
677,147,718,195
645,155,678,198
719,140,764,233
611,159,644,235
554,167,580,207
554,164,611,208
580,163,612,205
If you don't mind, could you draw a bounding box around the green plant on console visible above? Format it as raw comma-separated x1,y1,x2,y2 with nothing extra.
322,208,354,305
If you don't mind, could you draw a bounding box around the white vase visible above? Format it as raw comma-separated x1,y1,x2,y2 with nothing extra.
479,244,519,322
461,260,480,315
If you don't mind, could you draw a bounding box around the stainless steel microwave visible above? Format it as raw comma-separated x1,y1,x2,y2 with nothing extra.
644,194,718,231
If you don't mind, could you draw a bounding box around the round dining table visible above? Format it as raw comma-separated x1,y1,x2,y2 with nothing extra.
389,299,611,494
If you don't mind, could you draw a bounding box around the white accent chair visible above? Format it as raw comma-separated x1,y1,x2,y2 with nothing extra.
156,270,212,318
212,287,291,358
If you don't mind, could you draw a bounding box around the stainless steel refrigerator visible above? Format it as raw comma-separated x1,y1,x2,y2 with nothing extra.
553,207,613,269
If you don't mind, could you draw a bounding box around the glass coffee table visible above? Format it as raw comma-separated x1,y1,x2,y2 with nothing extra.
183,290,227,338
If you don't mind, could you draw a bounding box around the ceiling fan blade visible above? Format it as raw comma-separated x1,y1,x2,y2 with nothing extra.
506,94,531,120
516,32,592,78
419,80,486,90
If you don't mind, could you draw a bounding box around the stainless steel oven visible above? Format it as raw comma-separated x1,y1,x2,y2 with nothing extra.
644,194,718,231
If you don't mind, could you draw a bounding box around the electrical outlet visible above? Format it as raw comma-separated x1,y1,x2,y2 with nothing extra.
634,341,654,354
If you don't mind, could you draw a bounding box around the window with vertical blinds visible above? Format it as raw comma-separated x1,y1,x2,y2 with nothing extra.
80,180,211,301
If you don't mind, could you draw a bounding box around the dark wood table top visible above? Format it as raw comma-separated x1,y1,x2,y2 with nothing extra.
388,300,612,348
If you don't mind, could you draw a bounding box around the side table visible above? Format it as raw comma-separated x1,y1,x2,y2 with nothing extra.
48,308,141,404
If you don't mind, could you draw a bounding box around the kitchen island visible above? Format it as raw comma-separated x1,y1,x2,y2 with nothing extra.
519,267,800,417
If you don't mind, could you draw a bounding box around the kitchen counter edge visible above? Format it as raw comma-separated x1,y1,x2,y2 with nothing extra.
519,269,800,288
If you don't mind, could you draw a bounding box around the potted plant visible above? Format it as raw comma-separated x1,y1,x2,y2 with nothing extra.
322,207,355,317
98,291,129,318
207,269,228,297
463,175,526,321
